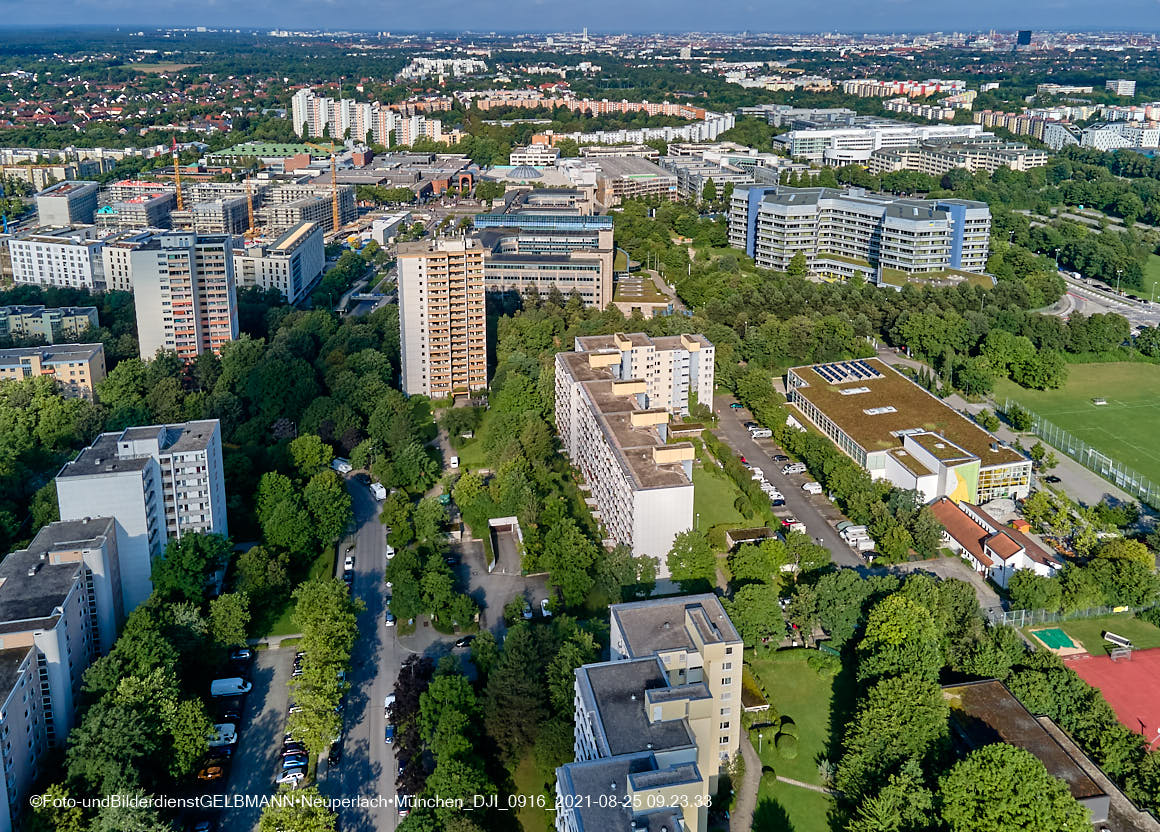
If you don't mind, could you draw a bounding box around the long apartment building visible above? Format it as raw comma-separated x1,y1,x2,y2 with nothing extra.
556,595,743,832
7,226,106,290
0,305,98,343
56,420,228,612
397,238,488,398
232,221,325,305
868,138,1050,176
34,180,98,226
775,120,986,165
473,189,613,308
786,358,1031,504
0,518,123,832
260,183,356,233
93,192,175,230
555,334,714,568
0,343,106,400
728,184,991,280
129,232,238,362
290,88,453,146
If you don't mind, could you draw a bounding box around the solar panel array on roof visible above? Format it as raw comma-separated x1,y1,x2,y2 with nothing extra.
813,360,885,385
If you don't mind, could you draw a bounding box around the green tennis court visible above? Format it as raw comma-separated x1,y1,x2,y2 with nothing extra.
1032,627,1077,649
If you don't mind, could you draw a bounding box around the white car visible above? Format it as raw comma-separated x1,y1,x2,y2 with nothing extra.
385,545,396,561
370,482,387,501
384,694,395,718
276,767,306,785
541,598,552,617
330,458,353,474
343,554,355,570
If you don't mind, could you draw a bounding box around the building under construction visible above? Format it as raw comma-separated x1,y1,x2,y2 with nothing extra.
232,221,325,305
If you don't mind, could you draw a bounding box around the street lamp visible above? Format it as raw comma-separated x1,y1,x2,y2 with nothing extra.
696,512,701,530
1117,269,1123,296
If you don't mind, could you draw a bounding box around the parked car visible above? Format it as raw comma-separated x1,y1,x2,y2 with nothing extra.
282,753,309,770
354,473,371,486
330,458,353,474
206,745,233,761
541,598,552,617
802,481,823,495
750,428,773,439
385,545,396,561
450,456,460,469
729,402,744,409
385,724,396,744
772,455,789,463
398,794,411,817
384,694,396,718
781,517,807,534
743,421,758,430
283,741,305,755
370,482,387,500
328,743,343,766
228,648,253,663
343,554,355,570
276,767,306,785
385,610,396,627
782,463,807,475
522,602,534,620
454,635,475,649
210,678,251,698
197,764,225,782
1043,475,1062,484
342,569,354,587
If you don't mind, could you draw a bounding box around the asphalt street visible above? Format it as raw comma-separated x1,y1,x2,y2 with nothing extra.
713,394,863,568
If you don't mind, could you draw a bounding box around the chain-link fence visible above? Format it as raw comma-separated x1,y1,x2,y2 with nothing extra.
1003,398,1160,508
986,604,1144,629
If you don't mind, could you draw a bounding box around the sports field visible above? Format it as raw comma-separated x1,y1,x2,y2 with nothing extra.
995,362,1160,484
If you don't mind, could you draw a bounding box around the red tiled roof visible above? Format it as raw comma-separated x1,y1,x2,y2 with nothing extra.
966,502,1060,568
986,531,1023,561
929,497,993,567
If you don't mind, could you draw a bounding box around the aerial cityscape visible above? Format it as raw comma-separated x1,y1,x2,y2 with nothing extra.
2,17,1160,832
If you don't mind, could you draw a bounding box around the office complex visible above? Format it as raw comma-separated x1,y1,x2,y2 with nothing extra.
397,238,487,398
34,180,98,227
581,156,679,207
509,144,561,166
556,595,743,832
233,221,324,305
128,232,239,362
472,190,614,307
786,358,1031,504
0,305,98,343
1106,79,1137,97
728,185,991,281
0,343,106,400
868,138,1049,176
56,420,228,612
774,119,986,165
0,518,123,831
555,334,714,567
7,226,106,290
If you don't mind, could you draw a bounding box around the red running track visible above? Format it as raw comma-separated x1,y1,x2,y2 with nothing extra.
1069,647,1160,739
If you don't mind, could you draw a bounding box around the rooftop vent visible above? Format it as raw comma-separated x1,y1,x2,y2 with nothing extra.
839,386,871,395
662,621,671,629
27,562,42,578
863,406,897,415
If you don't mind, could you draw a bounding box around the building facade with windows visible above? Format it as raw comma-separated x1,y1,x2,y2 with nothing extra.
0,305,98,343
7,227,106,291
397,238,488,397
55,420,227,612
786,359,1031,503
233,221,325,305
0,343,106,400
0,517,122,832
555,335,712,567
729,185,991,278
556,595,743,832
129,232,239,362
34,180,99,227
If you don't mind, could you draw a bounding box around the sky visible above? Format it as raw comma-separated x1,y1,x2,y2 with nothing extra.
0,0,1156,33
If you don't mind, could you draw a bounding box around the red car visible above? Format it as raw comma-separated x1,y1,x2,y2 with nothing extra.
739,456,748,465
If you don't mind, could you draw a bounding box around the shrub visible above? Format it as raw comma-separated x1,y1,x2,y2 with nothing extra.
778,716,798,738
776,733,799,759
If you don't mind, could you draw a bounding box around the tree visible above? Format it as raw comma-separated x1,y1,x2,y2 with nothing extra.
666,530,717,592
787,251,809,278
90,788,173,832
725,583,784,647
209,592,251,647
845,761,936,832
423,757,496,822
289,434,334,480
701,178,717,203
939,744,1092,832
258,786,338,832
304,469,353,543
547,629,598,715
856,595,942,684
1007,571,1062,613
728,539,787,587
469,630,500,681
150,533,231,604
484,622,547,761
1094,537,1155,570
25,783,85,832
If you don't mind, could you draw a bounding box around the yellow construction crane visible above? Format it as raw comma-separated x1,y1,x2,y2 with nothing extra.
330,155,340,233
171,136,184,212
245,178,257,242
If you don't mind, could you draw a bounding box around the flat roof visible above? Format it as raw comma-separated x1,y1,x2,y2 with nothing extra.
789,358,1025,467
58,420,218,479
943,680,1105,802
0,647,33,703
576,658,695,757
269,221,318,252
0,343,103,366
611,593,741,657
0,518,114,629
556,752,688,832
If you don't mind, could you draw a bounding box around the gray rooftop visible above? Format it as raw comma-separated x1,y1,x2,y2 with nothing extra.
0,517,114,631
577,658,695,757
0,647,34,704
58,420,219,479
555,752,691,832
0,343,103,366
611,594,741,658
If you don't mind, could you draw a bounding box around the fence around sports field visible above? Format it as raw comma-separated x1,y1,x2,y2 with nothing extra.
987,603,1158,629
1002,398,1160,509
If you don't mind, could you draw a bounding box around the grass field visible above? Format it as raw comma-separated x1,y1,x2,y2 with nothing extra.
510,754,552,832
1141,254,1160,303
753,777,834,832
133,62,197,72
1053,614,1160,656
995,362,1160,484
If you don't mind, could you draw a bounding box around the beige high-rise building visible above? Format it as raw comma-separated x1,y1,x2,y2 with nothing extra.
129,232,239,362
397,237,487,398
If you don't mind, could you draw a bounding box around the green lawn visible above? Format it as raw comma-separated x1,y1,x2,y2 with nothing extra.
1053,614,1160,656
753,776,834,832
510,754,552,832
693,463,748,531
258,544,338,638
995,362,1160,484
1141,254,1160,303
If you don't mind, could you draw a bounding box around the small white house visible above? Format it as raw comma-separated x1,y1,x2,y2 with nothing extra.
929,497,1061,588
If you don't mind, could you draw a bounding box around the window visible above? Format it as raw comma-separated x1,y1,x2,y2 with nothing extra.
725,647,733,655
722,677,732,686
721,662,732,671
720,736,730,745
719,721,730,730
720,707,731,716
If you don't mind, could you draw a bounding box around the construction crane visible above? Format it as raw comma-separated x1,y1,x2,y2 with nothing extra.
171,136,184,212
245,178,258,243
330,155,340,233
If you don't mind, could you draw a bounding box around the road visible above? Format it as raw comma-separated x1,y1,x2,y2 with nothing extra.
1058,275,1160,328
713,393,863,568
321,481,403,832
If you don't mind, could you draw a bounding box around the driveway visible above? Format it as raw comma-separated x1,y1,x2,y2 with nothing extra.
221,649,291,831
714,394,863,568
864,556,1002,612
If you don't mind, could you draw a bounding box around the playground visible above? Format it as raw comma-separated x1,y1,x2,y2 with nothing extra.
1070,647,1160,740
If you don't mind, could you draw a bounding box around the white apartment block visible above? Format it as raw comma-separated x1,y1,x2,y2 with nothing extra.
56,420,228,612
1105,79,1137,97
868,140,1050,176
775,122,986,165
397,238,488,398
7,226,106,290
233,221,324,305
100,230,157,293
0,517,122,832
34,181,98,227
729,185,991,278
509,144,562,166
572,333,714,416
556,595,743,832
130,232,239,362
555,336,712,569
291,88,450,147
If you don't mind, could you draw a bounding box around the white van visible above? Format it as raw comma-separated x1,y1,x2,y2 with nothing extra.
450,456,460,469
210,678,252,697
782,463,807,476
802,481,823,495
331,458,353,474
370,482,387,501
208,723,237,747
840,525,868,541
750,428,773,439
